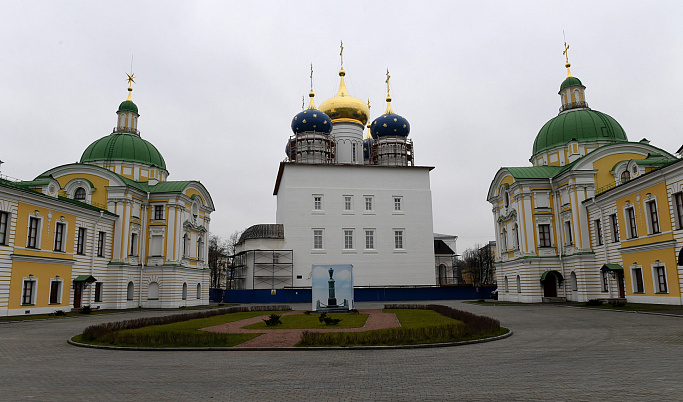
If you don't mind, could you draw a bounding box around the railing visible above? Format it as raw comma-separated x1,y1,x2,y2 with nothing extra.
559,101,589,113
595,181,620,196
112,127,140,135
0,173,21,182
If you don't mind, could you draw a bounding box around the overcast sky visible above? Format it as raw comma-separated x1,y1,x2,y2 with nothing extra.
2,1,682,253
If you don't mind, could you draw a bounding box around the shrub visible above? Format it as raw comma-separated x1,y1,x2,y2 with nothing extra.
318,312,327,323
51,310,67,316
349,309,359,314
80,305,92,314
609,300,626,307
586,299,603,306
264,314,283,326
323,317,342,325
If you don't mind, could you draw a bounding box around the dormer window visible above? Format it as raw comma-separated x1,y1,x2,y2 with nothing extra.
620,171,630,184
75,187,86,200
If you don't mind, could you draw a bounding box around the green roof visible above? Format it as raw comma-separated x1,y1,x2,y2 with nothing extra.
505,166,562,180
117,175,192,194
118,100,138,114
533,109,627,157
80,133,166,170
601,264,623,271
560,76,583,91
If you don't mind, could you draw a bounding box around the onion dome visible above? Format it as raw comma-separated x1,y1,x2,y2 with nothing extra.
371,95,410,138
81,133,166,169
319,68,370,126
285,137,296,157
291,90,332,134
118,99,138,114
363,136,374,159
560,76,583,92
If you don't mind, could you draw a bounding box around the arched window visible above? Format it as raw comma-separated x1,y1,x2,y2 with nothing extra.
196,283,202,299
513,223,519,250
570,271,578,291
501,227,508,251
516,275,521,293
75,187,86,200
621,170,630,184
504,276,509,293
183,233,189,257
126,282,134,300
148,282,159,300
182,283,187,300
197,237,204,261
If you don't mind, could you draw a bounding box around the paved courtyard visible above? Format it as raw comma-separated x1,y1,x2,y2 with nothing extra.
1,300,682,401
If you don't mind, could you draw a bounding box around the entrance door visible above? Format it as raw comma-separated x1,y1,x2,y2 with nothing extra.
543,277,557,297
617,272,625,298
74,282,83,308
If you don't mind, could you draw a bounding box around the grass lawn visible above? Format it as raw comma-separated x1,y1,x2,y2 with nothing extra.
244,313,369,330
385,308,460,328
73,310,286,348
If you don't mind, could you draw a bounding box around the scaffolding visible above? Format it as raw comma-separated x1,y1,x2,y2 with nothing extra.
370,136,413,166
231,249,293,290
286,132,336,164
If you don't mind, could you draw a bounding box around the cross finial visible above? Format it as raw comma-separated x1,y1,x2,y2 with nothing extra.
302,95,305,110
340,40,344,69
310,63,314,92
562,31,572,77
385,68,391,99
126,55,135,100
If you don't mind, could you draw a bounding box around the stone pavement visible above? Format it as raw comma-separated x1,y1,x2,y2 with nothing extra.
1,300,682,401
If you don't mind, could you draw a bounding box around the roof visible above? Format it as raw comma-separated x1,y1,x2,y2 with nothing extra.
532,109,627,157
434,239,454,255
601,264,623,271
559,76,583,91
117,176,193,194
118,100,138,114
505,166,563,180
238,224,284,244
80,132,166,170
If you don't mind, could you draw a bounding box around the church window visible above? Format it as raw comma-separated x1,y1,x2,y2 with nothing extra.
130,233,138,256
653,264,668,293
182,283,187,300
27,217,41,249
504,276,509,293
646,200,660,234
626,207,637,238
197,237,204,261
183,233,190,257
538,224,551,248
352,143,357,163
500,227,507,251
127,282,134,300
631,267,644,293
54,222,65,252
512,223,519,250
77,227,86,255
394,230,404,249
344,229,354,249
610,214,620,242
674,192,683,229
564,221,573,245
516,275,521,293
75,187,86,201
0,211,8,245
313,229,324,249
196,283,202,299
594,219,603,246
154,205,164,220
620,171,630,184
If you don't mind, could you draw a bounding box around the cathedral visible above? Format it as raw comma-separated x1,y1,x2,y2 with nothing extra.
234,48,439,289
0,74,214,316
488,44,683,305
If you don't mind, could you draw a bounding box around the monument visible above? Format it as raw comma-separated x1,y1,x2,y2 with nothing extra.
312,264,354,311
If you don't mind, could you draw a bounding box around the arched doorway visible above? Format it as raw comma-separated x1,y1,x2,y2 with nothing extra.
540,270,564,297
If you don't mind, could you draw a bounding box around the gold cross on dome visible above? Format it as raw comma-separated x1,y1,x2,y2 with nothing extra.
340,40,344,69
385,68,391,98
562,31,570,64
310,63,313,91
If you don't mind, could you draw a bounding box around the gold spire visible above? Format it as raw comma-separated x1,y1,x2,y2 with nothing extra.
302,95,305,111
307,63,317,110
563,31,572,78
340,40,344,70
365,99,372,137
384,68,394,114
125,55,135,101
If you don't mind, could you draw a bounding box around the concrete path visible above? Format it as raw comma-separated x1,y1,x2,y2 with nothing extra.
1,300,682,400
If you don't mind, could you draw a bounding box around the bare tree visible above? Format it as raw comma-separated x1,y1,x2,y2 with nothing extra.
461,243,496,286
208,234,228,288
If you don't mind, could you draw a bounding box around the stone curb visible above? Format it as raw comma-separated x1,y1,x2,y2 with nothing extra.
561,305,683,318
67,329,512,351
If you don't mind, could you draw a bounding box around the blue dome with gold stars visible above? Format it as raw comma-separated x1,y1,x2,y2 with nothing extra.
371,97,410,139
291,91,332,135
363,136,374,159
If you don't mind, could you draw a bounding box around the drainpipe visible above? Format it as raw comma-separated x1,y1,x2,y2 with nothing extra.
549,177,566,298
138,192,150,307
89,211,104,306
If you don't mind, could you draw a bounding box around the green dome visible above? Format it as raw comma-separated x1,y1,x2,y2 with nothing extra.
532,109,627,156
118,100,138,114
80,133,166,169
560,76,583,91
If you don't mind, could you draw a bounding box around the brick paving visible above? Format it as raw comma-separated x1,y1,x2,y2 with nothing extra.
1,301,682,400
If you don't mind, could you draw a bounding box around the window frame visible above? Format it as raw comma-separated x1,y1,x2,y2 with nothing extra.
27,216,41,249
364,229,375,250
364,196,374,213
343,195,353,212
343,229,354,250
645,199,660,234
538,224,552,248
631,266,644,293
313,229,324,250
610,214,620,243
153,205,165,220
674,192,683,230
76,227,87,255
625,206,638,239
54,221,66,252
0,211,9,246
313,195,323,211
22,277,37,305
393,196,403,212
564,220,573,246
652,264,668,293
394,229,404,250
94,282,103,303
49,278,63,304
97,231,106,257
594,219,603,246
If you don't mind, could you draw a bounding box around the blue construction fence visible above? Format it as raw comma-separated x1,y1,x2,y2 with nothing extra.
210,285,495,304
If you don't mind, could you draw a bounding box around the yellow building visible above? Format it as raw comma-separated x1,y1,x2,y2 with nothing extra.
487,48,682,305
0,76,214,316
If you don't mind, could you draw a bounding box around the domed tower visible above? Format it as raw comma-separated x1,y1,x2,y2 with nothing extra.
319,42,370,165
287,65,335,164
370,69,413,166
80,73,168,182
530,43,627,166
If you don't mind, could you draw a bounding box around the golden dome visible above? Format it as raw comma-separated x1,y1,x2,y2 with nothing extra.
319,69,370,126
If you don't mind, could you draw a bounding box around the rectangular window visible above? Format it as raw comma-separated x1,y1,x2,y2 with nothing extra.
365,230,375,249
344,196,352,211
632,267,644,293
564,221,573,245
313,196,322,211
154,205,164,220
654,265,668,293
344,229,354,249
626,207,637,238
595,219,603,246
364,196,373,211
394,230,404,249
610,214,619,242
130,233,138,256
22,279,35,305
97,231,106,257
602,270,609,292
95,282,103,303
313,229,324,249
675,192,683,229
27,217,40,249
538,224,551,247
0,211,8,245
394,197,402,211
76,227,86,255
647,200,660,234
54,222,65,251
352,143,357,163
49,280,61,304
